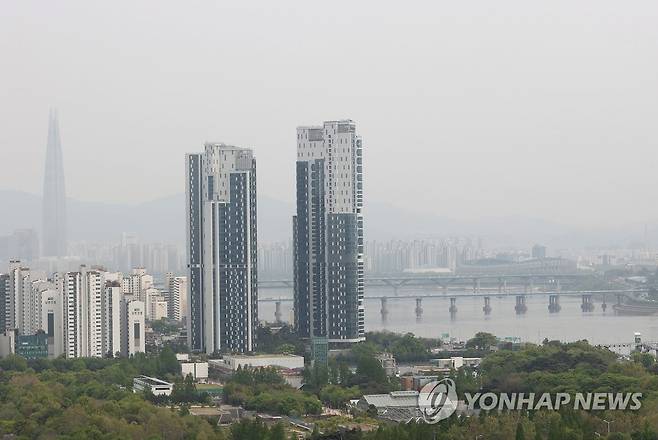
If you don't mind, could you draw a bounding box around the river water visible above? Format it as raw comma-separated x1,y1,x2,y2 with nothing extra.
258,288,658,346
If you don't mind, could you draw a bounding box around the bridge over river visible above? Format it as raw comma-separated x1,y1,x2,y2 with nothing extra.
259,287,649,323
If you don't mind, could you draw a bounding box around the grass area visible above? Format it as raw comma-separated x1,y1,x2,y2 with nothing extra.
309,415,380,433
197,383,223,395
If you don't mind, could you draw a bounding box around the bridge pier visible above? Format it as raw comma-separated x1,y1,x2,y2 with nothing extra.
548,294,561,313
483,296,492,315
515,295,527,314
601,295,607,313
380,297,389,320
275,301,282,323
581,294,595,312
415,298,423,318
634,332,642,352
441,285,448,295
449,297,458,316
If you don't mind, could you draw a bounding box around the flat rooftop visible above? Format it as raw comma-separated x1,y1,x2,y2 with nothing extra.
135,375,173,386
204,142,252,151
225,353,303,359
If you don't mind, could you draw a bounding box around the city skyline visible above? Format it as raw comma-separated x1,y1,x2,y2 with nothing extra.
3,3,658,438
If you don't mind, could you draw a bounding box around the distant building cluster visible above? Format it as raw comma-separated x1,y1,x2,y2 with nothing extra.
0,235,185,279
0,229,40,263
258,242,292,279
0,261,187,360
70,235,185,275
365,238,483,274
457,257,577,275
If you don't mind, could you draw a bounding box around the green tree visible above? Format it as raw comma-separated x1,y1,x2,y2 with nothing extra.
466,332,498,350
356,355,386,384
516,421,526,440
269,423,286,440
276,344,296,354
157,346,180,376
0,354,28,371
171,373,198,403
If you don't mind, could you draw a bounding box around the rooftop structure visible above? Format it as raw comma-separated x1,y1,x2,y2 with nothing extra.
222,353,304,370
133,375,173,396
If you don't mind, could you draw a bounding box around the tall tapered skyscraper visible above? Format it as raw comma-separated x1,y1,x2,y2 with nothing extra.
42,110,67,257
186,143,258,354
293,120,365,343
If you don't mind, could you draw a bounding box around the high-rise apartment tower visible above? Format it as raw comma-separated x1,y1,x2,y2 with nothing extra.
293,120,365,343
186,143,258,354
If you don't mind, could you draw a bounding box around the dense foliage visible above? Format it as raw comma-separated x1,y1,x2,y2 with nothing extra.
256,325,306,356
0,357,225,439
356,331,438,362
223,366,322,416
150,318,183,336
303,345,397,407
465,331,498,350
480,340,658,396
5,331,658,439
309,340,658,439
229,419,287,440
309,411,658,440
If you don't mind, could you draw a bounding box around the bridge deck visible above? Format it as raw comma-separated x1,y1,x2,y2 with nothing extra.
258,289,645,302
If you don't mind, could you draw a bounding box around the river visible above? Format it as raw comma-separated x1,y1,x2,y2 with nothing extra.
258,287,658,346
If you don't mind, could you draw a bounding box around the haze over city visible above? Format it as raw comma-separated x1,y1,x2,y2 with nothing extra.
2,0,658,234
5,2,658,439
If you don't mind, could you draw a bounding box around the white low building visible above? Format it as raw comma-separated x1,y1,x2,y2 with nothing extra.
433,357,481,370
181,362,209,382
222,354,304,370
133,375,173,396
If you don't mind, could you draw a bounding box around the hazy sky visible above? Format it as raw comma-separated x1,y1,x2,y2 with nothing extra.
1,0,657,228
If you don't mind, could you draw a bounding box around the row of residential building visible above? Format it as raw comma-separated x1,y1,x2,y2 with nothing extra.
365,239,484,274
6,119,366,357
0,234,186,277
0,261,187,359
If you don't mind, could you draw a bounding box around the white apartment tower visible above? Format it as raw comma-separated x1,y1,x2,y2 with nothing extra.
148,294,168,321
7,260,31,333
102,284,122,357
293,120,365,342
41,288,64,358
165,273,187,322
27,280,54,336
63,268,104,358
121,268,153,302
0,273,9,330
121,297,145,356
